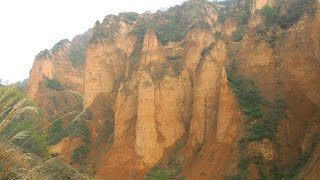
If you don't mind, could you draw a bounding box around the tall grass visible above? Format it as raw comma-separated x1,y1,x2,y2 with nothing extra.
0,85,88,180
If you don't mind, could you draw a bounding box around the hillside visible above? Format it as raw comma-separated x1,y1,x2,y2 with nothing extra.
25,0,320,179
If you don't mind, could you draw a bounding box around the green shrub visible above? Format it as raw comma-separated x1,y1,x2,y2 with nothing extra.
281,150,311,179
238,154,250,180
48,118,64,145
46,78,64,91
232,25,246,42
227,58,288,141
52,39,70,53
227,57,288,179
72,144,89,164
38,49,52,58
132,20,152,43
214,31,222,39
200,43,214,60
68,46,86,67
247,96,287,141
167,54,183,61
237,4,251,26
119,12,139,25
146,164,182,180
261,6,278,25
227,61,264,118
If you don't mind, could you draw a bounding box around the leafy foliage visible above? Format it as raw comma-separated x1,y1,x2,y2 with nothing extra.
261,6,278,25
200,43,214,60
227,61,264,118
68,31,91,67
247,96,287,141
167,54,183,61
48,118,63,145
66,118,91,165
69,46,86,67
147,164,182,180
46,78,64,91
72,144,90,164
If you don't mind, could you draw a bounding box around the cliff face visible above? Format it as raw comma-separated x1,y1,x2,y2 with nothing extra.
27,30,92,118
27,0,320,179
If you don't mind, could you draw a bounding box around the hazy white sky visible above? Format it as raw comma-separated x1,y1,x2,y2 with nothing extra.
0,0,186,83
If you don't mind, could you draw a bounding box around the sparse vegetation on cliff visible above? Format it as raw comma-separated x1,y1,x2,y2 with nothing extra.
279,0,317,28
69,46,86,67
200,43,214,60
132,0,213,45
167,54,183,61
227,51,289,178
46,78,64,91
227,61,264,118
52,39,70,53
261,6,278,25
227,58,288,141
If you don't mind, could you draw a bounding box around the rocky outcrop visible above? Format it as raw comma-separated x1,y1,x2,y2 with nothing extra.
27,30,92,119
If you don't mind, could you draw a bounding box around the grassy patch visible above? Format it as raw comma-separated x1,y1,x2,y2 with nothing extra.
0,86,48,157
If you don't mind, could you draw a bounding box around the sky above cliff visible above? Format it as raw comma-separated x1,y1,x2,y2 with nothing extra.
0,0,186,84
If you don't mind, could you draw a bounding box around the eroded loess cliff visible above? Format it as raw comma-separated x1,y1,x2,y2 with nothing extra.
27,0,320,179
27,30,92,121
